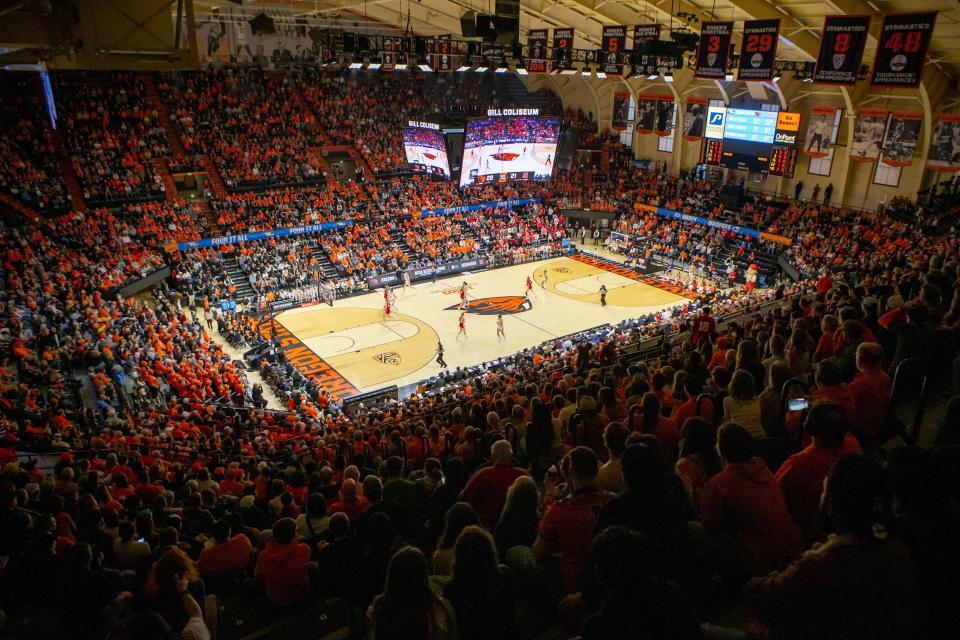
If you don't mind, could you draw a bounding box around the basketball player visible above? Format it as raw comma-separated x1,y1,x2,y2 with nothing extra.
546,153,552,168
384,285,392,306
459,281,468,310
599,284,608,307
402,270,411,293
496,313,505,341
457,312,467,338
383,300,391,320
540,271,549,289
526,276,534,295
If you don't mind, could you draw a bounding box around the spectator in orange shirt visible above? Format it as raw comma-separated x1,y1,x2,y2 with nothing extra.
197,519,253,580
253,517,316,607
848,342,892,440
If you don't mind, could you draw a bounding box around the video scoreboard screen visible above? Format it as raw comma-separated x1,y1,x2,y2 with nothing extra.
402,121,451,179
460,114,561,188
719,108,778,172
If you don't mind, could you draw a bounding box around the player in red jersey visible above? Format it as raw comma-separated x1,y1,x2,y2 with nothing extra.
457,312,467,338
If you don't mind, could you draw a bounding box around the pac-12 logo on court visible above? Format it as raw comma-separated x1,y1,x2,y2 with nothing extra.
445,296,532,315
374,352,402,366
553,266,572,274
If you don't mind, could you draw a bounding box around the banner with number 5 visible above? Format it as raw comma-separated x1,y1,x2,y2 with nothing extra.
813,15,871,85
737,19,780,81
695,22,734,79
870,12,937,88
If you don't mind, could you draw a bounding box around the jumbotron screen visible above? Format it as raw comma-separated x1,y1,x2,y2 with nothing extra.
459,116,561,187
402,125,451,179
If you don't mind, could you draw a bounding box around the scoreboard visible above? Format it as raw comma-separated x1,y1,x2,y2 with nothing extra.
768,146,798,177
701,138,724,165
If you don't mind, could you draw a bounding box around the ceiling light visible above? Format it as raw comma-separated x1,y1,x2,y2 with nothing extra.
724,72,734,81
475,66,488,72
664,71,674,83
366,63,381,70
348,62,363,69
581,67,592,77
560,67,578,75
495,66,508,73
394,63,408,70
595,71,607,79
647,73,658,80
803,76,813,83
515,67,528,76
457,65,471,72
419,63,432,72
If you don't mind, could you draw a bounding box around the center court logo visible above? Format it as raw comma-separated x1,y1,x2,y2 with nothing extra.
374,352,402,366
445,296,532,315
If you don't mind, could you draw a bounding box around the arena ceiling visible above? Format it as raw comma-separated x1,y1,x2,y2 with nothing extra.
188,0,960,78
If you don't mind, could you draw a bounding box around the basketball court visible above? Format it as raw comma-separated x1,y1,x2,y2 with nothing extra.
260,254,693,399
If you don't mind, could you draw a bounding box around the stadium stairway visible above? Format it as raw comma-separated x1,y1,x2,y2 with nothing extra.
141,74,186,156
196,200,218,234
48,127,86,211
151,157,178,202
389,227,419,262
307,147,332,179
199,154,228,197
223,254,256,301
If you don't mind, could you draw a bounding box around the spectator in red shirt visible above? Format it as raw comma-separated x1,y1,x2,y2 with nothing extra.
848,342,892,440
670,377,715,432
691,306,716,346
197,519,253,579
775,403,850,545
810,359,857,427
218,468,245,498
700,423,804,577
458,440,529,531
813,315,839,363
816,271,833,295
326,478,370,520
629,393,681,464
534,446,613,594
253,517,315,607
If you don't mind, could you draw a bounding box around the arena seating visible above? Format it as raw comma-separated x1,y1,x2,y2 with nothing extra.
1,65,959,640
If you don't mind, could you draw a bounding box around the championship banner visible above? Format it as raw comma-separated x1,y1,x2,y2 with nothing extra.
552,28,574,71
683,97,708,141
813,15,871,85
850,109,888,162
612,92,631,131
803,107,837,158
433,34,453,71
601,25,627,75
654,96,674,137
871,12,938,88
695,22,734,79
527,29,549,74
881,111,922,167
926,113,960,173
633,24,662,46
737,18,781,81
635,94,660,134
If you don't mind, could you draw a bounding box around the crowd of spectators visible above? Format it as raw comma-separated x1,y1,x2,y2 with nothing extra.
0,74,69,213
55,72,168,204
2,66,960,640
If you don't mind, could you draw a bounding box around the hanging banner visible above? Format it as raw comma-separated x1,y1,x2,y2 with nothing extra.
433,34,453,71
926,113,960,173
612,92,631,131
552,28,574,71
635,94,661,134
633,24,662,46
881,111,922,167
850,109,888,162
870,12,938,88
737,18,781,81
382,39,399,71
654,96,674,137
527,29,549,74
683,97,708,141
601,25,627,75
695,22,734,79
813,15,871,85
803,107,837,158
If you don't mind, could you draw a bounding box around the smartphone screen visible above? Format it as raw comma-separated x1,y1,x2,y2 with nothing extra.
787,398,809,411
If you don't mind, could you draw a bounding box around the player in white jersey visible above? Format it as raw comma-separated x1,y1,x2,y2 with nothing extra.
496,313,505,341
402,270,411,292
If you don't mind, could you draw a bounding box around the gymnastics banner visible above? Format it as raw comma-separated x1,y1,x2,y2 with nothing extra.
871,12,938,88
926,113,960,173
601,25,627,75
803,107,837,158
813,15,871,85
612,92,631,131
552,28,574,71
695,21,734,79
527,29,549,74
683,98,708,141
881,111,922,167
850,108,888,162
654,96,674,137
737,18,781,81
